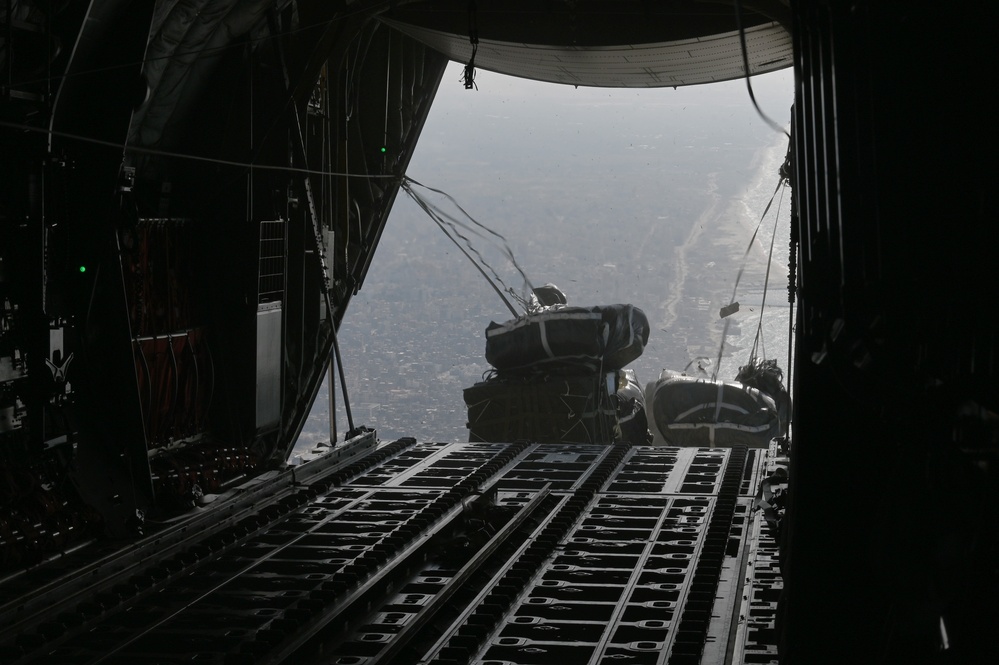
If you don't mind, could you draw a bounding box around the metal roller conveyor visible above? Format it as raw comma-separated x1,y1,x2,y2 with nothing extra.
2,440,778,665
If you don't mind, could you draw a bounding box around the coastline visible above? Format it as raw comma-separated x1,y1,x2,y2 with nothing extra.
636,136,789,388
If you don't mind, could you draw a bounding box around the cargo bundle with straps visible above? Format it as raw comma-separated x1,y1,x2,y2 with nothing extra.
464,372,618,444
467,289,651,444
647,369,779,448
464,368,651,445
484,303,650,375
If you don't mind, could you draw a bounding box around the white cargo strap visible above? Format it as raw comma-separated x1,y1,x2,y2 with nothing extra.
669,421,774,433
486,310,602,336
538,320,555,358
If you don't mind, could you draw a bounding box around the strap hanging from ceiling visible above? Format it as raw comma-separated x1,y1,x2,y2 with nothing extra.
463,1,479,89
734,0,791,140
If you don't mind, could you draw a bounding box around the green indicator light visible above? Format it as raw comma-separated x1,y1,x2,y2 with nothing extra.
79,265,86,273
380,147,387,153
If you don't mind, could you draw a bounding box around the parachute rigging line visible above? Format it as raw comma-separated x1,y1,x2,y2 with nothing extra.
749,181,787,363
403,186,516,316
711,173,787,381
402,178,537,318
401,177,531,316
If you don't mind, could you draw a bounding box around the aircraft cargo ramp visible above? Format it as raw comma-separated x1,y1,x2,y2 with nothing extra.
0,437,785,665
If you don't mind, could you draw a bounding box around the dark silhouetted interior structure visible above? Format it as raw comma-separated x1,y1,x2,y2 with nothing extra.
1,2,995,663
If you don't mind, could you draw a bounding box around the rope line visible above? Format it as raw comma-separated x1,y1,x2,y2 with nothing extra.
0,118,399,179
734,0,791,140
401,179,536,317
749,181,787,362
404,177,535,309
401,183,517,317
712,175,786,381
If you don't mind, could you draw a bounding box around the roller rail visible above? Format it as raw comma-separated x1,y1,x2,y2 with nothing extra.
1,439,781,665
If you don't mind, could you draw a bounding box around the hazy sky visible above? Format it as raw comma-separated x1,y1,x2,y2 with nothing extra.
402,62,793,310
415,64,792,194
